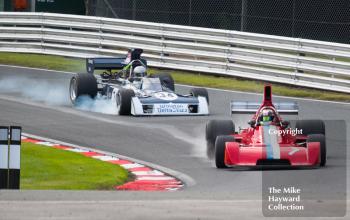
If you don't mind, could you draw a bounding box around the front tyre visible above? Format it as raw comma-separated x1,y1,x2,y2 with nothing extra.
69,73,97,104
117,89,135,115
152,73,175,91
307,134,326,167
295,120,325,135
206,120,235,159
190,88,209,104
215,135,235,168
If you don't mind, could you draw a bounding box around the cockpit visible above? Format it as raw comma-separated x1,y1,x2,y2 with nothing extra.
140,78,163,92
257,107,278,125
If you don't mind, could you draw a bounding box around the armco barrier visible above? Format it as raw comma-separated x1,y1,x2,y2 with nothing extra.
0,12,349,93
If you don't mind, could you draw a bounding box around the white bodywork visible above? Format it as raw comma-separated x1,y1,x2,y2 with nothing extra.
106,78,209,116
131,96,209,116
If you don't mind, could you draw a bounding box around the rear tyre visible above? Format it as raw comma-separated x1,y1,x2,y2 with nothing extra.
307,134,326,167
190,88,209,104
206,120,235,159
152,73,175,91
295,120,325,135
215,135,235,168
117,89,135,115
69,73,97,104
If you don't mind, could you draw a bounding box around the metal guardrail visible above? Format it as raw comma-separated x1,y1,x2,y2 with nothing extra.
0,12,349,93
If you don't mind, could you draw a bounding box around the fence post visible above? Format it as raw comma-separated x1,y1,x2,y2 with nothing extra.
8,126,21,189
0,127,9,189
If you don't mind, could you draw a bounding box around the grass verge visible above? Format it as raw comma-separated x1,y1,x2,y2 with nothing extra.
0,52,349,102
21,142,129,190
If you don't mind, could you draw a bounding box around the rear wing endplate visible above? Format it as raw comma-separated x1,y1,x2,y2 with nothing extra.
231,101,298,115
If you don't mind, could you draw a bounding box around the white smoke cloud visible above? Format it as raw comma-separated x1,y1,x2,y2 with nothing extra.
0,76,118,115
0,76,69,105
74,95,117,115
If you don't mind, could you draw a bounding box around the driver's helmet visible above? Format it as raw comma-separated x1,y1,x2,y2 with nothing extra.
133,66,147,77
261,109,274,123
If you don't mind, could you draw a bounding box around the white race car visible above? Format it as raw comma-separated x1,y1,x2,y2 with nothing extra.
69,49,209,116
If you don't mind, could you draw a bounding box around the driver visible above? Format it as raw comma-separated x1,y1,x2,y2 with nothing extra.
258,109,275,125
133,66,147,78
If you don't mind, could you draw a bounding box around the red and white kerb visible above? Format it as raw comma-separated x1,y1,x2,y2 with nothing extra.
21,136,184,191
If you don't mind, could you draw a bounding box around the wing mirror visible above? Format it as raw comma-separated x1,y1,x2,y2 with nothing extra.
248,120,255,128
281,120,290,128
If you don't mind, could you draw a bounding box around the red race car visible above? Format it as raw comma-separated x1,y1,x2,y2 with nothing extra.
206,85,326,168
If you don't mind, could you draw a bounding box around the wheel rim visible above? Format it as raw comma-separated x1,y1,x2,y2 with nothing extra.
70,78,77,102
116,93,121,113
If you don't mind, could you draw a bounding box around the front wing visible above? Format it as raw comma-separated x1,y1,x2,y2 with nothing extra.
224,142,320,167
131,96,209,116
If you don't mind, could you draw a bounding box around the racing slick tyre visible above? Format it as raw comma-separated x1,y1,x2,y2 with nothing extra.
69,73,98,104
117,89,135,115
153,73,175,91
206,120,235,159
307,134,326,167
295,120,325,135
190,88,209,104
215,135,235,168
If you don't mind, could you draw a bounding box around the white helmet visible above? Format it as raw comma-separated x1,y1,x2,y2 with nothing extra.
261,109,274,122
133,66,147,77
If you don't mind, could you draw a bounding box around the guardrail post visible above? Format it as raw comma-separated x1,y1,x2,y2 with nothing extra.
40,13,44,54
160,24,165,63
99,17,103,54
8,126,21,189
0,127,9,189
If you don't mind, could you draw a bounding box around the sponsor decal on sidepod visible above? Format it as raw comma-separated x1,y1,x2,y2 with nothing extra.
155,104,188,113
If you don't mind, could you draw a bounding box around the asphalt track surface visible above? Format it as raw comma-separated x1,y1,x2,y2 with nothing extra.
0,65,349,219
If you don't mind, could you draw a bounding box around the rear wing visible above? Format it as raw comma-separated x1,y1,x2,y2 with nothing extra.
87,57,126,74
231,101,299,115
86,48,147,74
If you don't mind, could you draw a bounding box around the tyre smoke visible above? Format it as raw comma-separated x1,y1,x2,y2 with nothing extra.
74,95,117,115
0,76,69,105
0,76,117,115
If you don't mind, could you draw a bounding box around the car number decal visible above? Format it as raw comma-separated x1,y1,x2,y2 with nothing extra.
154,92,178,101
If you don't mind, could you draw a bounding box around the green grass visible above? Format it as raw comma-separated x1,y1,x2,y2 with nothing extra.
0,52,85,72
0,52,349,102
21,142,129,190
154,70,350,102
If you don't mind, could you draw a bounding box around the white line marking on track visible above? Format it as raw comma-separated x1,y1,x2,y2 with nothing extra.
137,176,176,181
120,163,144,169
35,141,58,147
92,155,119,161
178,84,350,105
66,148,89,153
1,64,348,105
132,170,165,176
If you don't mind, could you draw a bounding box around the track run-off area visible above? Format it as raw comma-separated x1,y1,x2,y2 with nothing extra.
0,65,349,219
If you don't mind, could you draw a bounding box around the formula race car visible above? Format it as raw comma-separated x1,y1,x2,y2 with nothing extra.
69,48,209,116
206,85,326,168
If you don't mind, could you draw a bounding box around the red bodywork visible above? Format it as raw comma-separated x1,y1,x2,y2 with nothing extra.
224,85,320,167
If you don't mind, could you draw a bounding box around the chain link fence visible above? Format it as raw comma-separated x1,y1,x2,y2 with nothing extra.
86,0,349,44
